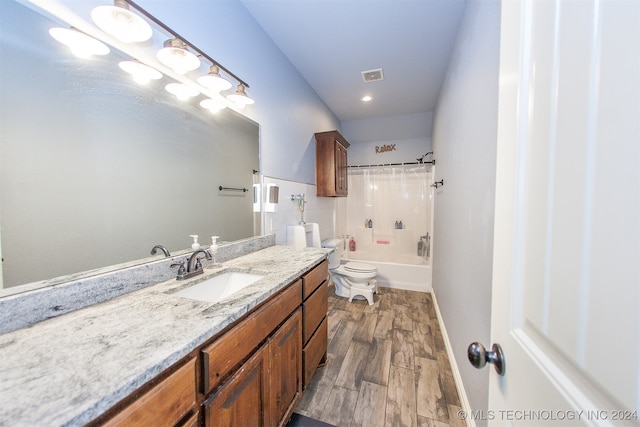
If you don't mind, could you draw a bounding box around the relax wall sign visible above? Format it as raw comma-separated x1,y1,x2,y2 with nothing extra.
375,143,397,154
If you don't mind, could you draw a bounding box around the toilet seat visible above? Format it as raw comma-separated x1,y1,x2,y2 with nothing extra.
344,261,376,273
334,265,376,280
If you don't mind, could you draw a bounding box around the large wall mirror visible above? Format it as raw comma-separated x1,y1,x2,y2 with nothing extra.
0,0,261,292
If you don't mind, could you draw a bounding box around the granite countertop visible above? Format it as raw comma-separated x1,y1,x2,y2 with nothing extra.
0,245,328,426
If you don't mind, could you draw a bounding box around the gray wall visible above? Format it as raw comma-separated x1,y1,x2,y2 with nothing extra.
431,0,500,423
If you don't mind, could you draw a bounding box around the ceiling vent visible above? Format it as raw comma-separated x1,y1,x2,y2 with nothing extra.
361,68,384,83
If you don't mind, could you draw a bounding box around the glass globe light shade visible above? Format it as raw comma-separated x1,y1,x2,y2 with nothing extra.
91,0,152,43
157,39,200,74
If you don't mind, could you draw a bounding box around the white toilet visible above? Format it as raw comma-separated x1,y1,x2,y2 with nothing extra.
322,239,378,305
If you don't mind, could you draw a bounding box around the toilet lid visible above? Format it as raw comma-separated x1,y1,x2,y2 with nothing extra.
344,261,376,273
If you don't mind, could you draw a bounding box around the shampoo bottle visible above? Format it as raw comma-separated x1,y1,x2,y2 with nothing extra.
349,237,356,252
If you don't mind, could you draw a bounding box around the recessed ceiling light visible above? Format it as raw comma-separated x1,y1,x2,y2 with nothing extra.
361,95,373,102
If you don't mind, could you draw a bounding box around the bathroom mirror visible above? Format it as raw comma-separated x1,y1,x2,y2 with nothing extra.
0,0,261,292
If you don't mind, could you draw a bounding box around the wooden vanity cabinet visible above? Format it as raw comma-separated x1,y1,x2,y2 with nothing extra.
301,260,329,387
315,130,350,197
98,260,329,427
202,280,303,427
202,310,302,427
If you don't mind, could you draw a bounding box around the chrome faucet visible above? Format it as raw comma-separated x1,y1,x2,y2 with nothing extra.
150,244,171,257
171,249,212,280
187,249,212,277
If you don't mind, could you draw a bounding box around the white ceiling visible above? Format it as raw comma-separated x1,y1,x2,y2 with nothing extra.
240,0,467,122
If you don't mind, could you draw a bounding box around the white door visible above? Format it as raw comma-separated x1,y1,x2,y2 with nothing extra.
486,0,640,425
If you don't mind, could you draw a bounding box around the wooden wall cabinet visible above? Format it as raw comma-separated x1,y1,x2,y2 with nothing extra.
315,130,350,197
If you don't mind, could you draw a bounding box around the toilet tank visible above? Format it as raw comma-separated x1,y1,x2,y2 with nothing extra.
322,238,343,269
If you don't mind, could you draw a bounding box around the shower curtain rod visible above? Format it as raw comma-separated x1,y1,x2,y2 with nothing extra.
347,160,435,168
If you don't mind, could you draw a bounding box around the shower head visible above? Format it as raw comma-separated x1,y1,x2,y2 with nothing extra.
417,152,434,164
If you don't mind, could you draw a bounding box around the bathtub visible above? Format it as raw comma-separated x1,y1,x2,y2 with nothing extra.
340,258,432,293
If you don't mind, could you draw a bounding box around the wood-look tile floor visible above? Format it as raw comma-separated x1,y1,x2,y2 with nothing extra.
294,285,466,427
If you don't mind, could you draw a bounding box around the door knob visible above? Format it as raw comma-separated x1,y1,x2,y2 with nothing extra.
468,342,506,376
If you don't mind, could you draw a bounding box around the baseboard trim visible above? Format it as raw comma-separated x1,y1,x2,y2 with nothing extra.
429,289,476,427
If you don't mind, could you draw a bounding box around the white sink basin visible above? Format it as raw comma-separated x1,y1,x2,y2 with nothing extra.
174,272,264,303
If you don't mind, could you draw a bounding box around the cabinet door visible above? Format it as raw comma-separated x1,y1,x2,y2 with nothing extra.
335,141,348,195
203,344,270,427
269,309,302,427
315,130,349,197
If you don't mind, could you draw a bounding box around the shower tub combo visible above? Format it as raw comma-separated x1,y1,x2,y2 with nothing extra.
339,163,434,293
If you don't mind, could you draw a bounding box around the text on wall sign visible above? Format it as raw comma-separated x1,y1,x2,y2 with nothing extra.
375,144,396,154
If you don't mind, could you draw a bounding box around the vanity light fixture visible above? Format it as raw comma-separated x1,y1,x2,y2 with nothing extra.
165,82,200,100
200,98,227,113
118,60,162,84
49,27,110,58
197,65,232,92
91,0,152,43
55,0,255,106
226,84,255,106
156,38,200,74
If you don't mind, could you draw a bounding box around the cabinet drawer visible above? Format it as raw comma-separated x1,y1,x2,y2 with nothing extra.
103,357,196,427
302,260,328,300
303,317,328,388
303,283,328,344
202,280,302,395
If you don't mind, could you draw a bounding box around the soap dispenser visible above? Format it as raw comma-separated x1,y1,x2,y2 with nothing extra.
209,236,219,253
190,235,200,250
206,236,220,268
